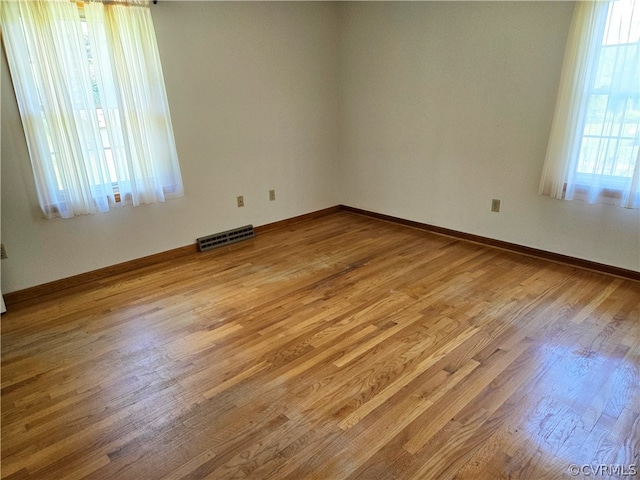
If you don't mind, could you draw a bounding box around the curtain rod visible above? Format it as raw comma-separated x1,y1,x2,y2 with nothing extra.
77,1,158,5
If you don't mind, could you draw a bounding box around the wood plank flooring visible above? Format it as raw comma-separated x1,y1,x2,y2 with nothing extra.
2,212,639,479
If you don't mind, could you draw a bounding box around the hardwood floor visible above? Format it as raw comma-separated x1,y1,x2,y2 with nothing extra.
2,212,639,479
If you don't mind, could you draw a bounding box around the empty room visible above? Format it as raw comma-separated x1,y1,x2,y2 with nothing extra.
1,1,639,478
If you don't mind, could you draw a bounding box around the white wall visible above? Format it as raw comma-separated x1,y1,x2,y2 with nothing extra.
1,1,341,293
2,1,639,294
338,1,640,272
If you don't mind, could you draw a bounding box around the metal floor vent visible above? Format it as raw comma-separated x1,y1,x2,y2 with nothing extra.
197,225,255,252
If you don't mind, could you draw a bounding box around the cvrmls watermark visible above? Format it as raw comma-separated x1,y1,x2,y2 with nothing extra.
568,464,637,476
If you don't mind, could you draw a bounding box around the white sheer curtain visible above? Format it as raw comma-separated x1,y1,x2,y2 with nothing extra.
539,0,640,209
1,0,183,219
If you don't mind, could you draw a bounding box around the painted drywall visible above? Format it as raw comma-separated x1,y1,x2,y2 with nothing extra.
0,1,341,293
338,1,640,272
2,1,639,295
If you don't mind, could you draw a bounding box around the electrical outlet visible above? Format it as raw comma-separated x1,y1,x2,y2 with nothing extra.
237,195,244,207
0,243,7,259
269,189,276,201
491,199,501,212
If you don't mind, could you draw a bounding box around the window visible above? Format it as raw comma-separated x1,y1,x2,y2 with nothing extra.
539,0,639,209
1,0,183,219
